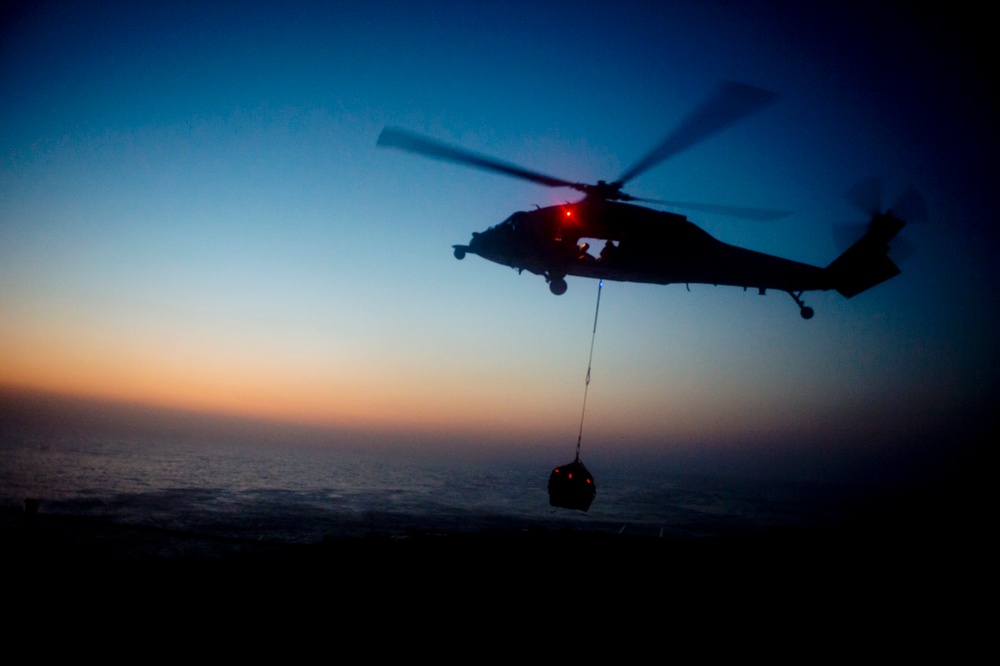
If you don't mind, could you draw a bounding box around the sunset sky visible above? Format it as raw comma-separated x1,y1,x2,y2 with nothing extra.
2,1,995,478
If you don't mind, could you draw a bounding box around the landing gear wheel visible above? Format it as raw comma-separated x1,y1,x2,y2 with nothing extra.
788,291,814,320
549,277,568,295
453,247,466,260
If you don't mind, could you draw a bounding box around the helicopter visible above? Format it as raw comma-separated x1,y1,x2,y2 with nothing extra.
377,82,920,319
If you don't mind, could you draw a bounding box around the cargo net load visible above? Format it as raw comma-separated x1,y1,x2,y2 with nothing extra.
548,459,596,511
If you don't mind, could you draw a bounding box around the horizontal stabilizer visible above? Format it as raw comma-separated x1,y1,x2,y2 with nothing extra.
826,213,904,298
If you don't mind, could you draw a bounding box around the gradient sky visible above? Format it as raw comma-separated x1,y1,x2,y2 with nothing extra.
2,1,995,479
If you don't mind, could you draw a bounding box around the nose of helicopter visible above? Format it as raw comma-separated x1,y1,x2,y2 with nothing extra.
469,228,494,251
453,230,483,261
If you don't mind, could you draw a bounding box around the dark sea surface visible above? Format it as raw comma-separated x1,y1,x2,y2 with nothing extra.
2,429,987,644
1,433,862,544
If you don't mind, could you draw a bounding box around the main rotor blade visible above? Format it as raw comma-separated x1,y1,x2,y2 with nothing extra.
617,81,778,186
637,198,792,221
377,127,581,190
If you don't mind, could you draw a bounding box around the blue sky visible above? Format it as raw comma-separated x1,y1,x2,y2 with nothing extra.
1,1,995,480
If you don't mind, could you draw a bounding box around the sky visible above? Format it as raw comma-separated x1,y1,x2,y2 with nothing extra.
1,1,996,482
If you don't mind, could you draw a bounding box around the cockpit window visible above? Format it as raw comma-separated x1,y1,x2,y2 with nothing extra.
497,211,528,232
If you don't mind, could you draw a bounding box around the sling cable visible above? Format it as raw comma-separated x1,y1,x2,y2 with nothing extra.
548,280,602,511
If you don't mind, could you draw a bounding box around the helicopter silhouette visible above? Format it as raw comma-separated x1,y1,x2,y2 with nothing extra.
378,82,920,319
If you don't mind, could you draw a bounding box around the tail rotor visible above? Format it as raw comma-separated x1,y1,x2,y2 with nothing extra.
828,178,927,298
835,178,927,263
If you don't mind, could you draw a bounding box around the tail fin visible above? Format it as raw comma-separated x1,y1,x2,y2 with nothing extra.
826,213,905,298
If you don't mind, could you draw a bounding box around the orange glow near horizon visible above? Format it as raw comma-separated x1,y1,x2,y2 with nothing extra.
0,326,588,439
2,313,952,452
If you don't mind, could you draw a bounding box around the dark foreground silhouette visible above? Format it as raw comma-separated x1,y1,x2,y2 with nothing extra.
3,472,988,653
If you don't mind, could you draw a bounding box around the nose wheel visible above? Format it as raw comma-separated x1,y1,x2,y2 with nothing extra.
788,291,814,319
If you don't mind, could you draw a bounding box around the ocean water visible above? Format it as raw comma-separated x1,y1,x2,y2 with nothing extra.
0,434,856,544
